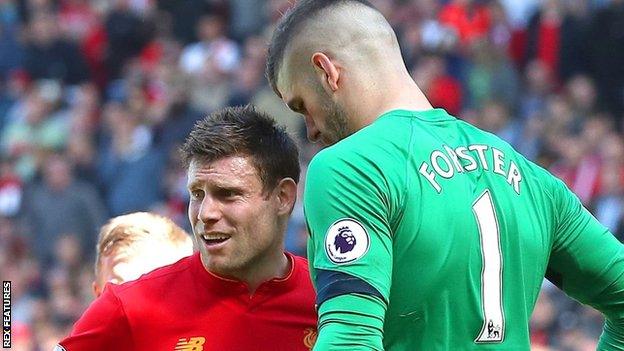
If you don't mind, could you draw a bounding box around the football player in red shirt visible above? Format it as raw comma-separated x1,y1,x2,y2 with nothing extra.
56,105,317,351
92,211,194,297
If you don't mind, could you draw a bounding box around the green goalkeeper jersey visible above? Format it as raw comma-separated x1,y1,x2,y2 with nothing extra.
304,109,624,350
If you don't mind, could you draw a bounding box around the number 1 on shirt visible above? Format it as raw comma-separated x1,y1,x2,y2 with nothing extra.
473,190,504,343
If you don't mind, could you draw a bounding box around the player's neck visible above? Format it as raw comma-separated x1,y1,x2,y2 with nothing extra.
377,73,433,114
240,251,291,294
350,74,433,131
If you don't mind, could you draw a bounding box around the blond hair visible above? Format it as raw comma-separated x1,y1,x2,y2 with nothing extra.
94,212,193,279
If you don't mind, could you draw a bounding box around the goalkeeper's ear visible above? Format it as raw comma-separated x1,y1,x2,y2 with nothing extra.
311,52,340,94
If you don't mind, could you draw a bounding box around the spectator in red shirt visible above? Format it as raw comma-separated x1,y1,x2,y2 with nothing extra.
56,105,318,351
412,54,463,115
439,0,491,47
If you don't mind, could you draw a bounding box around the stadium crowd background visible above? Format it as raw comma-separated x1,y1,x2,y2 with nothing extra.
1,0,623,349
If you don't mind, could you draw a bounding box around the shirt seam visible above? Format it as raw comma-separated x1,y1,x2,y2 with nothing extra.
403,117,421,236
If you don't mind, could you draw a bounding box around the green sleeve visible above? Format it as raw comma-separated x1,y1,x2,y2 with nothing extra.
304,149,395,349
547,178,624,350
313,294,386,351
304,149,394,302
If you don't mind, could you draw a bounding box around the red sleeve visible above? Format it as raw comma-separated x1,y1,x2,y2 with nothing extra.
57,285,134,351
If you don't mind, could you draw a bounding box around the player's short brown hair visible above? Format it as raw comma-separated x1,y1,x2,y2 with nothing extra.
180,105,300,192
94,212,191,278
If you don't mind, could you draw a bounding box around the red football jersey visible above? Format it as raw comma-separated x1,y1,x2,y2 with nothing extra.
58,252,317,351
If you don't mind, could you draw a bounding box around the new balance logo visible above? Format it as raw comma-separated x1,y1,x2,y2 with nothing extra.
174,337,206,351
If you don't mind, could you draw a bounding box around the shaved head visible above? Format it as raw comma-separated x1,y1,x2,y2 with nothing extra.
268,0,432,145
267,0,404,96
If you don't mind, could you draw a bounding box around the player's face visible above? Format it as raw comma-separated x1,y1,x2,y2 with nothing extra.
93,254,124,297
93,253,142,297
187,156,285,280
93,242,191,297
277,71,350,146
93,250,156,297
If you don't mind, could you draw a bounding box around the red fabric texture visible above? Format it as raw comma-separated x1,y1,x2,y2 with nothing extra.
59,252,318,351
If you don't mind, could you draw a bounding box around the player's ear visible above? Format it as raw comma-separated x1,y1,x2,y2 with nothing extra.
92,281,101,298
311,52,340,93
275,178,298,216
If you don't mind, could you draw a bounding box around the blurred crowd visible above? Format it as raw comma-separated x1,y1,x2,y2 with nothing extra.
1,0,623,349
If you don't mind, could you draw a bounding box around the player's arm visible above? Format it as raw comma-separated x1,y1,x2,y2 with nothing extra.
304,151,397,351
56,284,134,351
314,293,386,350
546,177,624,350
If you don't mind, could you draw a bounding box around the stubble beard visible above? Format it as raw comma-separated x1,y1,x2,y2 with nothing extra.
322,98,351,146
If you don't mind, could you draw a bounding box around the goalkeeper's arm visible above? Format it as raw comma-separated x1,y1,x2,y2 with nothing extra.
314,293,386,351
547,178,624,350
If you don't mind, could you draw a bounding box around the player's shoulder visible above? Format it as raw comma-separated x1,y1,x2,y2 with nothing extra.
317,108,450,158
109,253,197,296
309,124,399,173
290,253,310,274
285,252,315,295
307,142,388,191
283,252,311,281
306,130,405,196
306,145,351,183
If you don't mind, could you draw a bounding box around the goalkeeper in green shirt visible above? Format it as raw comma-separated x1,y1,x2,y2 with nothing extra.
266,0,624,350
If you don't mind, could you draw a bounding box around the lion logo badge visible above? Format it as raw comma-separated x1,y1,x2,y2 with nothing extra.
334,226,356,253
324,219,370,264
